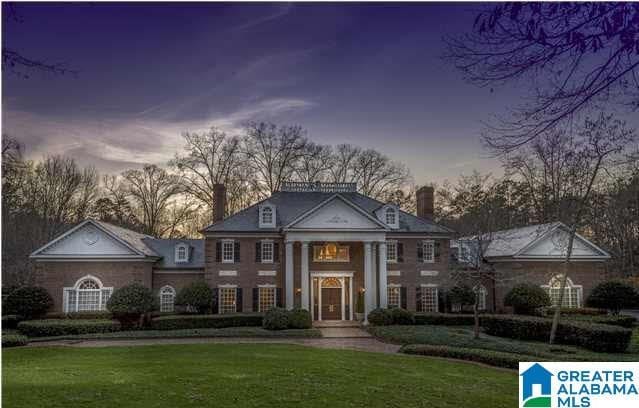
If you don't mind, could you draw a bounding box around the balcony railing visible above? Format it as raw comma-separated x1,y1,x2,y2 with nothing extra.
280,181,357,193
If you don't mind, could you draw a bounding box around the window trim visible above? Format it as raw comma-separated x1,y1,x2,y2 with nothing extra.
385,207,396,225
473,285,487,311
261,240,274,264
63,274,113,313
541,275,583,309
259,204,276,228
313,243,350,262
386,240,398,263
175,243,189,263
221,239,235,263
218,284,238,314
159,285,176,313
387,284,401,308
420,284,439,313
257,284,276,313
422,240,435,263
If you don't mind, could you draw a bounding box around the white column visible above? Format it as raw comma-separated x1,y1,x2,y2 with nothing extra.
363,241,373,323
349,277,354,321
371,245,378,309
310,278,315,320
340,277,346,320
318,278,322,321
285,241,294,310
300,242,309,311
379,241,388,308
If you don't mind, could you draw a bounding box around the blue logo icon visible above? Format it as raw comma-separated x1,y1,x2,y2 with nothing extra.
521,363,553,407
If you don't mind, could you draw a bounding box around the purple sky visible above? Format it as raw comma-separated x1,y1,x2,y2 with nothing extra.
4,2,624,185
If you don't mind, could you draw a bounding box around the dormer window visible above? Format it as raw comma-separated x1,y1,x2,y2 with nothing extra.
259,203,276,228
377,204,399,228
385,207,396,225
175,243,189,263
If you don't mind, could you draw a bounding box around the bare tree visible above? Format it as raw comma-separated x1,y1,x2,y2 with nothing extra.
122,165,183,236
242,122,308,195
328,144,361,183
294,143,333,183
446,3,639,149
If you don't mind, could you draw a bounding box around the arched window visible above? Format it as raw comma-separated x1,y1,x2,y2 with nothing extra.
175,243,189,263
63,275,113,313
159,286,176,313
385,207,396,225
542,276,583,308
473,285,487,311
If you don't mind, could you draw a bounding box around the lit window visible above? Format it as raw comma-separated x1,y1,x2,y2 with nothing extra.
219,287,237,314
421,286,438,312
313,243,349,262
64,276,113,313
387,241,397,262
261,241,274,263
262,207,273,224
423,240,434,263
385,208,396,225
222,240,235,263
387,285,401,308
473,285,487,311
160,286,176,313
543,276,582,308
258,286,276,312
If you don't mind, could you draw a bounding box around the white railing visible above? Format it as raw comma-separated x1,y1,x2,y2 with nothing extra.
281,181,357,193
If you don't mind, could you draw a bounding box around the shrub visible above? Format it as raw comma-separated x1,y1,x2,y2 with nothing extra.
504,284,550,315
107,283,156,328
587,281,639,314
540,307,606,317
45,311,113,320
288,308,312,329
2,334,28,348
481,314,632,353
414,313,476,326
17,319,121,338
389,307,415,325
367,308,393,326
565,314,637,328
448,285,476,310
3,286,53,319
175,281,214,314
400,344,523,369
263,307,290,330
2,314,22,329
150,313,263,330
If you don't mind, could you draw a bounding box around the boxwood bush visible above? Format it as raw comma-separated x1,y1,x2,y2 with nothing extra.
3,286,53,319
414,312,476,326
2,334,29,348
389,307,415,325
587,280,639,314
540,307,606,317
17,319,121,338
45,311,113,320
367,308,394,325
482,314,632,353
263,308,290,330
567,314,637,328
400,344,523,369
107,283,156,328
504,284,550,315
151,313,263,330
288,308,312,329
175,281,214,314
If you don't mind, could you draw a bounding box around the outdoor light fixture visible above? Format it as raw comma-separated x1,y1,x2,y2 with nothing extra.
295,288,301,293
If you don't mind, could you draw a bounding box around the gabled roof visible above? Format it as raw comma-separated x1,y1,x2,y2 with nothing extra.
142,239,205,269
30,219,159,259
460,222,610,260
203,191,453,234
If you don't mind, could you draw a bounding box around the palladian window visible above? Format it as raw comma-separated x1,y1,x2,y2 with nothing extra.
63,275,113,313
542,276,582,308
313,243,349,262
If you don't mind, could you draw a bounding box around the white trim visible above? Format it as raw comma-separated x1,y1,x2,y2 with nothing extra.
286,231,386,243
260,239,274,263
221,239,235,263
159,285,176,313
153,269,205,274
310,271,354,277
259,203,276,228
386,240,398,263
72,274,105,289
219,270,237,277
388,270,401,276
420,270,439,277
217,284,238,288
515,222,610,259
33,256,150,262
420,283,439,287
258,270,277,276
422,240,435,263
257,284,276,288
174,243,189,263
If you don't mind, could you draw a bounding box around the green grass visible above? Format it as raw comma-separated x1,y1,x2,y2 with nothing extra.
28,326,321,342
3,343,517,408
368,325,639,361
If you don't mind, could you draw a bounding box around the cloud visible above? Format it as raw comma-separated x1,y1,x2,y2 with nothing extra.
233,4,294,32
3,97,315,172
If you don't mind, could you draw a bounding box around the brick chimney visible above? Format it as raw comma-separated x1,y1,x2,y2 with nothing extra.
213,184,226,222
416,185,434,220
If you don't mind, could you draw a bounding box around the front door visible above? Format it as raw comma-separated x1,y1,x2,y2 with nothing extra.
321,288,341,320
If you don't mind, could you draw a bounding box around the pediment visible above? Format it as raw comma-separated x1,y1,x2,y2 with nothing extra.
288,195,386,230
518,228,608,259
32,222,141,258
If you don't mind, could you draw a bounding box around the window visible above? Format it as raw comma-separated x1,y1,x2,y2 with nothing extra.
423,240,435,263
385,208,396,225
262,207,273,224
63,275,113,313
421,286,438,312
261,241,274,263
222,240,235,263
175,243,188,263
313,243,349,262
259,204,276,228
474,285,487,311
160,286,176,313
460,245,469,262
258,286,276,312
219,287,237,314
543,276,582,308
387,285,401,308
387,241,398,263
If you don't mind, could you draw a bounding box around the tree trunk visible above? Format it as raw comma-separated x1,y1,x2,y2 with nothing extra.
473,296,480,339
549,228,576,344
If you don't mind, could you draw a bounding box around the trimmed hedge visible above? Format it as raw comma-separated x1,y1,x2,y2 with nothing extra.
414,313,476,326
45,311,113,320
482,315,632,353
568,314,637,328
400,344,525,369
368,308,415,325
288,308,312,329
150,313,263,330
2,334,29,348
2,314,22,329
504,284,550,315
3,286,53,319
540,307,606,317
263,308,290,330
17,319,121,338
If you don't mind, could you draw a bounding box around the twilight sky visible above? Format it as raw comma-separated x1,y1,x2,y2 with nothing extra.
2,3,555,184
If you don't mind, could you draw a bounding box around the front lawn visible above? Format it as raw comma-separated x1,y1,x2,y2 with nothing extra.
368,325,639,362
3,343,517,408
